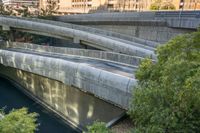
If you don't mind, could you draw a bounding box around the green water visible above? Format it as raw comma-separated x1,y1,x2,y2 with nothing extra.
0,77,79,133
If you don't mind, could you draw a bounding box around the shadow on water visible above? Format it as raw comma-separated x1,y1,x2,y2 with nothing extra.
0,77,79,133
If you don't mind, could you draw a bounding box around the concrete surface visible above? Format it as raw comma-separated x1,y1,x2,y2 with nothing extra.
0,64,125,130
0,16,156,58
56,11,198,43
0,48,136,109
56,11,200,29
1,42,144,66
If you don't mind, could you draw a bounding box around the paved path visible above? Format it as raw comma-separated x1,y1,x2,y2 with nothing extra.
4,48,136,78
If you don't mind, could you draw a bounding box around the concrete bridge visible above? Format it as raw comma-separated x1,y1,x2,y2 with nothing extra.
0,12,197,131
0,41,140,130
0,16,157,130
56,11,200,43
0,16,156,59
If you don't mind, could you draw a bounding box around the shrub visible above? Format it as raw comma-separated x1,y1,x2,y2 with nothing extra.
128,31,200,133
150,0,161,10
0,108,38,133
150,3,160,10
161,2,176,10
87,121,112,133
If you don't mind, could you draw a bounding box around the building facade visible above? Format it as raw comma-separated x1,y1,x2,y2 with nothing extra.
38,0,200,14
2,0,38,7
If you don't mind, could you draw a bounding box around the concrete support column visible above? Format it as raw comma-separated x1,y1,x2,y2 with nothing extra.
1,26,14,41
73,37,80,44
9,31,15,42
2,25,10,31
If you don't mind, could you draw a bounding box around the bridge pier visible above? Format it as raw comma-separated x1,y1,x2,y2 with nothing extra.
73,37,80,44
1,25,15,42
2,25,10,31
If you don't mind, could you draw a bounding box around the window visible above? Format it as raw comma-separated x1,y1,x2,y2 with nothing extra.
108,4,114,8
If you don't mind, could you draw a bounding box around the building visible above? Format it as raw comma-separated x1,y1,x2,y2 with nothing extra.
182,0,200,10
39,0,200,14
2,0,38,7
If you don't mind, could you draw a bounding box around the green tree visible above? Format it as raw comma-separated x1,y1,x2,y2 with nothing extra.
0,4,13,15
87,121,112,133
0,28,10,41
150,0,162,10
16,6,31,17
0,107,38,133
128,30,200,132
39,0,59,18
161,2,175,10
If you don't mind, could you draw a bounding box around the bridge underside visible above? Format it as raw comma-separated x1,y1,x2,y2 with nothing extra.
0,65,124,131
0,40,139,131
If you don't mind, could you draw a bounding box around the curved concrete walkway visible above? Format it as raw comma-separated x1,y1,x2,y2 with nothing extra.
0,16,156,59
1,42,144,66
0,48,136,109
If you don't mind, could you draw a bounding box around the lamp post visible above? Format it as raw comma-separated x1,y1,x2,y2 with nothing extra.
179,0,184,19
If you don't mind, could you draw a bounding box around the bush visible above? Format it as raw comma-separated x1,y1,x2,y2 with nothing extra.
128,30,200,132
150,0,161,10
0,108,38,133
150,3,160,10
161,2,175,10
87,121,112,133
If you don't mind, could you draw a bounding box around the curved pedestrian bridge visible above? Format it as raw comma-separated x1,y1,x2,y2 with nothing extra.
0,41,143,130
0,16,156,130
0,16,156,59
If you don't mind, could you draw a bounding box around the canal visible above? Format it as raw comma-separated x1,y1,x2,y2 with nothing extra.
0,77,79,133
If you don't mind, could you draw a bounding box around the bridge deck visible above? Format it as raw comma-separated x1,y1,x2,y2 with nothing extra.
4,48,136,78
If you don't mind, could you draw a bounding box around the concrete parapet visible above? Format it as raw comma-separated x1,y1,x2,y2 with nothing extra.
165,18,200,29
0,49,136,109
55,12,197,43
1,42,143,66
56,11,200,29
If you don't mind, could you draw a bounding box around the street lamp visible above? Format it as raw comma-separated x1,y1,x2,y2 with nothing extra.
179,0,184,19
179,0,184,10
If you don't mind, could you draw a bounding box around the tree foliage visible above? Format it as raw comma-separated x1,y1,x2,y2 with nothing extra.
150,0,175,10
87,121,112,133
15,6,31,17
0,29,10,41
39,0,59,18
150,0,161,10
0,108,38,133
128,30,200,132
161,2,175,10
0,4,13,15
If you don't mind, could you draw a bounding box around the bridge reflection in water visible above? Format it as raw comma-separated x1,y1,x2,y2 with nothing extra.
0,77,79,133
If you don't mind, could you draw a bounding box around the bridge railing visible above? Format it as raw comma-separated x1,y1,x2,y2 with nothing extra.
0,15,158,48
1,42,144,67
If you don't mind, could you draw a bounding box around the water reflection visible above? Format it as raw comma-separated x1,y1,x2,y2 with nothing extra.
0,77,79,133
